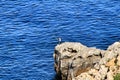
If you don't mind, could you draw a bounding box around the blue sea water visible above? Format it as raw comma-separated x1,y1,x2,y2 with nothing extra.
0,0,120,80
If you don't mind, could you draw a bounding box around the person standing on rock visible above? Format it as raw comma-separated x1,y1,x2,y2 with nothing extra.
56,37,62,44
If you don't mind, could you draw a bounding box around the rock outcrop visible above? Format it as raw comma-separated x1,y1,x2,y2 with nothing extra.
53,42,120,80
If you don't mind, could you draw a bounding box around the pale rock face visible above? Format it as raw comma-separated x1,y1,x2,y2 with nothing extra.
105,58,115,67
117,55,120,66
88,69,101,80
107,42,120,55
99,65,108,79
53,41,120,80
107,71,114,80
75,73,94,80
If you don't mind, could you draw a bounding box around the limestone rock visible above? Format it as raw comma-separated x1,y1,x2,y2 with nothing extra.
117,55,120,66
105,58,115,67
107,42,120,53
107,71,114,80
53,41,120,80
99,65,108,79
75,73,94,80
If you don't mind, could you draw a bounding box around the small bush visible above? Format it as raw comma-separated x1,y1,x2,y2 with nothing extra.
114,73,120,80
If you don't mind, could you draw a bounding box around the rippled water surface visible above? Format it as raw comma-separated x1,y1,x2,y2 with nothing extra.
0,0,120,80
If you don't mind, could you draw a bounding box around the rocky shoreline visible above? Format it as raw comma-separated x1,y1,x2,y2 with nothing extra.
53,42,120,80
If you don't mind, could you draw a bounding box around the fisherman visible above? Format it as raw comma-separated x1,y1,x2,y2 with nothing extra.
57,37,62,44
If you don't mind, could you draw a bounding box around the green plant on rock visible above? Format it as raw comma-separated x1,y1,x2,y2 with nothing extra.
114,73,120,80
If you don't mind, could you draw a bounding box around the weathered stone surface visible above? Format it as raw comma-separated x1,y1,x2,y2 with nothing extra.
117,55,120,66
75,73,94,80
105,58,115,67
53,41,120,80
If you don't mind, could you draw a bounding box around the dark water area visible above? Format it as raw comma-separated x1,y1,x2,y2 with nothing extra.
0,0,120,80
